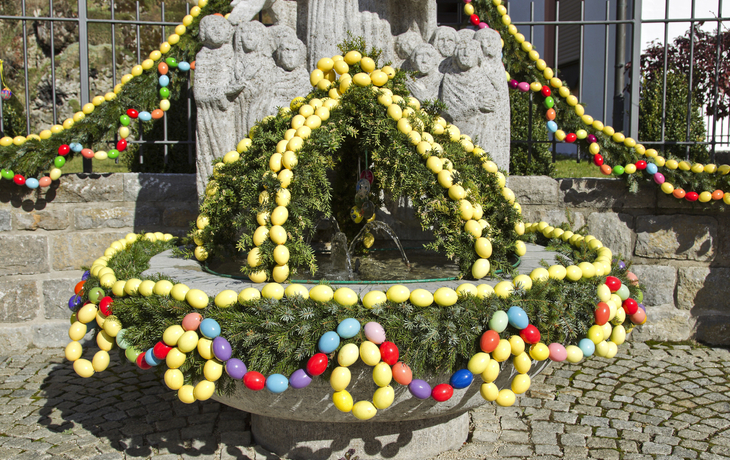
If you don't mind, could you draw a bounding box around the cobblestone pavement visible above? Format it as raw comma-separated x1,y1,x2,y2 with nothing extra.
0,342,729,460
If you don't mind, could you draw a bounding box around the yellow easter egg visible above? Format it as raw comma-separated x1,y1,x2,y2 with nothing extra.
611,324,626,345
164,369,185,390
177,330,199,353
456,283,477,298
494,281,514,299
481,359,500,383
194,380,216,401
363,290,387,309
492,339,512,362
77,304,98,324
186,289,209,309
373,362,393,387
360,341,381,366
529,343,550,361
476,284,495,299
73,359,95,378
333,390,354,412
480,382,499,401
269,225,287,245
352,401,377,420
69,322,87,341
91,350,110,372
169,284,189,302
513,352,532,374
468,352,491,375
262,283,285,300
513,274,532,291
437,170,454,188
530,268,549,283
548,265,567,280
353,72,371,87
496,389,516,407
96,331,115,351
330,366,352,391
310,285,334,303
203,359,223,381
344,50,362,65
373,385,395,409
433,287,458,307
509,335,525,356
386,285,410,303
166,347,186,369
472,259,490,279
214,290,237,308
65,341,83,361
475,237,493,259
238,287,262,302
587,325,604,344
338,343,360,367
565,345,584,363
334,287,358,306
515,240,527,257
178,385,196,404
197,338,214,360
163,325,185,346
511,374,531,394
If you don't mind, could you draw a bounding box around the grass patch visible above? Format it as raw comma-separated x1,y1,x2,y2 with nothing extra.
553,155,604,178
63,154,131,174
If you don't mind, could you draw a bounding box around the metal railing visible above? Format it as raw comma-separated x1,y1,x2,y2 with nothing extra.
0,0,195,172
507,0,730,164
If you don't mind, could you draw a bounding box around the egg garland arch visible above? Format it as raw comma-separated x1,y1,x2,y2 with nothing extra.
65,225,647,420
194,48,523,282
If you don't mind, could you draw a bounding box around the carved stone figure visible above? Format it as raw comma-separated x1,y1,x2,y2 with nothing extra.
404,43,442,102
194,15,237,198
440,38,509,171
259,38,310,120
394,30,424,68
430,26,459,58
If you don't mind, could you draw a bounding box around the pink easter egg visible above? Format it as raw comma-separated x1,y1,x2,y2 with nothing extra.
363,321,386,344
653,173,665,184
548,343,567,362
630,308,646,325
38,176,52,187
182,312,203,331
518,82,530,92
81,148,95,159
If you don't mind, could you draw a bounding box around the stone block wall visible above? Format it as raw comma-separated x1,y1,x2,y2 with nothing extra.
509,176,730,346
0,173,197,352
1,173,727,351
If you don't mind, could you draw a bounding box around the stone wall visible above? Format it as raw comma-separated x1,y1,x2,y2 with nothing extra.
509,176,730,346
2,173,727,352
0,173,197,352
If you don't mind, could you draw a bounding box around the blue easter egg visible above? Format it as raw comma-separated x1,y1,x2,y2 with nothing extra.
616,284,630,301
489,310,509,333
81,270,90,281
200,318,221,339
68,295,82,310
138,111,152,121
265,373,289,393
159,75,170,87
547,121,558,133
507,306,529,330
646,163,658,175
336,318,361,339
579,338,595,357
69,142,79,151
145,348,162,366
318,331,340,353
449,369,473,389
178,61,191,72
71,143,83,153
26,178,39,189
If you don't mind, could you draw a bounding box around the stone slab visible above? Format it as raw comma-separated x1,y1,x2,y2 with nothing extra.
0,280,40,322
676,267,730,313
0,210,11,231
559,178,656,209
50,231,126,271
635,215,717,261
629,265,677,306
507,175,559,205
42,277,83,320
0,235,49,276
631,304,692,342
519,207,586,232
0,324,32,351
161,204,198,229
32,321,71,348
13,210,70,231
74,205,160,230
694,313,730,346
123,174,197,203
48,173,124,203
586,212,634,258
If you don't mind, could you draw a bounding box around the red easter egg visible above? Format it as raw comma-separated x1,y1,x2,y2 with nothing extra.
541,86,551,98
74,281,85,295
81,148,95,159
126,109,139,119
392,362,413,385
58,144,70,156
622,298,638,315
116,139,127,151
13,174,25,185
99,296,113,316
306,353,328,376
565,133,577,143
636,160,647,170
594,154,604,166
379,341,399,365
38,176,52,187
153,341,173,360
158,62,169,75
480,330,500,353
136,352,152,370
243,371,265,390
685,191,699,201
431,383,454,402
605,276,622,292
519,324,541,344
470,14,480,26
595,302,610,325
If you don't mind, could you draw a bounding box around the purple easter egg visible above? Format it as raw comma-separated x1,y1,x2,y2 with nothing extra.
409,379,432,399
639,303,645,311
508,79,519,89
618,260,626,270
518,82,530,92
226,358,247,380
68,295,82,310
81,270,90,281
213,336,232,362
653,173,665,184
289,369,313,389
587,134,598,144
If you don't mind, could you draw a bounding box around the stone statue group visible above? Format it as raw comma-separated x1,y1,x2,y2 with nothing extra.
195,0,509,196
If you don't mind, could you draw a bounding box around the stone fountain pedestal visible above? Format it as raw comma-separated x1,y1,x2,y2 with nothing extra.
141,244,558,459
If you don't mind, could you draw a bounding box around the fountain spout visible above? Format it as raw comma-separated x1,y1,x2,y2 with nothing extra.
350,221,411,268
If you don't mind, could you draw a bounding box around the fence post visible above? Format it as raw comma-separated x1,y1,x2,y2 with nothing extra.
629,0,642,139
78,0,92,173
